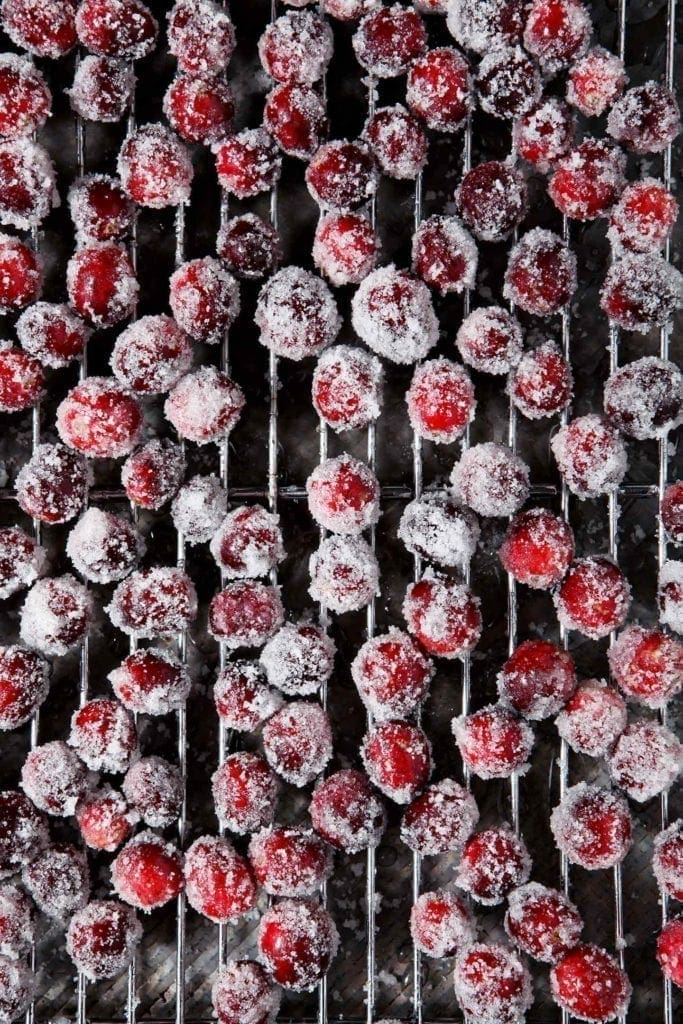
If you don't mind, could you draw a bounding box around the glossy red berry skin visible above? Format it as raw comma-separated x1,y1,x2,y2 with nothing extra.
263,83,327,160
406,358,476,443
456,826,531,905
499,508,574,589
0,234,42,313
17,302,90,368
551,944,632,1022
309,769,386,853
2,0,77,58
657,919,683,989
410,889,475,958
258,898,338,992
403,575,481,659
608,625,683,708
185,835,257,923
567,47,626,117
498,639,577,720
76,787,134,852
163,74,234,144
122,439,185,510
509,342,573,419
362,719,432,804
453,704,534,779
504,228,576,316
505,882,583,963
0,55,51,139
248,826,332,897
555,680,627,758
609,178,678,255
523,0,591,73
606,720,682,803
453,943,533,1024
550,783,632,870
112,831,184,911
406,47,471,133
352,628,433,722
352,4,427,78
0,344,43,413
66,243,138,327
513,98,575,172
57,377,143,459
66,899,141,980
75,0,158,59
554,557,630,639
313,213,379,286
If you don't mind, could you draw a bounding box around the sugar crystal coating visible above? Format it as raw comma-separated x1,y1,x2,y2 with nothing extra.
406,47,471,133
352,4,427,78
652,820,683,903
351,265,438,364
447,0,526,54
499,507,574,589
209,581,284,648
259,11,333,85
67,174,134,244
76,786,134,852
20,575,92,657
111,315,193,396
411,216,478,295
657,919,683,990
213,661,283,731
608,625,683,708
608,178,678,254
453,705,534,779
498,639,577,720
69,698,137,774
68,56,134,123
258,898,339,991
550,943,632,1023
260,623,334,697
550,414,627,499
606,720,682,803
184,835,257,922
310,769,386,853
410,889,475,958
122,439,186,510
66,244,138,327
0,645,49,730
218,212,280,280
476,45,542,121
0,139,58,231
111,830,184,911
406,357,476,443
309,534,379,613
567,47,626,117
263,83,327,160
455,305,523,375
550,783,632,870
107,566,197,638
262,701,333,787
0,233,42,313
362,719,432,804
210,506,285,579
400,777,479,855
170,257,240,343
451,441,530,517
214,128,281,199
554,556,630,639
0,955,34,1022
22,842,90,920
659,560,683,634
67,507,142,583
603,357,682,438
21,740,91,816
555,680,627,757
211,959,281,1024
16,444,88,529
312,344,383,431
306,453,380,536
457,160,527,242
66,899,141,980
1,0,76,58
0,884,34,958
255,266,340,361
505,882,583,963
0,791,48,878
398,493,479,567
17,302,90,369
352,627,433,721
456,826,532,905
364,104,427,179
513,97,575,172
523,0,591,73
607,82,681,155
167,0,236,76
123,756,183,827
504,227,577,316
165,366,245,444
171,474,227,545
403,573,481,659
163,74,234,145
212,752,278,834
0,54,51,139
453,942,533,1024
118,124,193,209
76,0,158,59
248,825,332,897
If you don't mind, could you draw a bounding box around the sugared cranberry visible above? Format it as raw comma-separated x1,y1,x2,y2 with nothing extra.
20,575,91,656
506,882,583,963
66,899,141,980
67,507,141,584
122,439,185,510
509,341,573,419
657,919,683,989
457,826,531,905
455,305,523,375
353,4,427,77
403,574,481,659
398,494,480,567
212,960,281,1024
446,0,526,53
0,141,56,227
555,557,630,639
306,140,376,211
352,627,432,721
209,581,284,649
551,414,627,499
504,227,577,316
659,560,683,634
312,345,382,432
76,786,134,852
214,128,281,199
607,82,681,155
523,0,590,73
66,243,138,326
17,302,90,369
165,366,245,444
118,124,193,208
0,233,41,312
211,506,284,580
412,216,478,295
185,835,257,922
217,213,280,280
0,55,50,139
308,534,379,613
0,645,48,731
255,265,340,361
406,358,476,444
653,822,683,903
608,626,683,708
321,0,380,19
212,752,278,834
68,174,134,244
112,831,184,911
0,956,34,1022
259,11,333,85
76,0,157,58
172,474,227,545
458,160,527,243
0,344,43,414
0,884,33,958
351,265,438,364
214,661,283,731
362,719,431,804
169,257,239,344
168,0,235,76
477,45,541,120
57,377,142,459
263,83,327,160
262,701,333,787
21,740,90,816
306,454,379,536
406,47,471,133
555,680,627,757
107,567,196,639
258,898,338,991
163,74,234,145
567,47,626,117
69,698,137,775
22,842,89,920
0,791,47,878
260,623,334,698
550,782,632,869
1,0,76,58
122,756,183,828
411,889,475,959
513,97,575,171
0,529,44,601
249,826,331,897
607,720,682,803
604,357,682,439
549,139,626,221
498,639,576,720
451,441,530,517
609,178,678,256
663,481,683,544
364,103,427,179
68,55,134,123
313,211,378,287
310,769,386,852
551,944,632,1022
453,943,533,1023
453,704,533,779
499,508,574,589
400,777,478,855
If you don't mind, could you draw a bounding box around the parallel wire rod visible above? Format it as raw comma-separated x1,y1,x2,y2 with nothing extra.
267,0,280,568
506,227,520,838
460,112,473,790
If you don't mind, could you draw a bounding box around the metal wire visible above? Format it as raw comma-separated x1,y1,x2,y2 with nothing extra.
460,111,473,791
505,226,520,838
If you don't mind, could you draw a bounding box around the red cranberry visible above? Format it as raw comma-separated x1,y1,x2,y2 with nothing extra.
398,494,480,567
351,265,438,364
258,898,338,991
659,560,683,634
308,534,379,613
446,0,526,54
262,701,333,787
657,919,683,989
504,227,577,315
1,0,76,58
76,786,134,852
555,680,627,757
607,82,681,155
165,366,245,443
321,0,380,18
653,822,683,903
453,943,533,1023
214,128,281,199
551,414,627,499
567,47,626,117
209,581,284,649
22,842,89,920
66,243,138,326
0,529,44,601
513,97,575,171
212,960,281,1024
0,139,57,231
509,342,573,419
555,557,630,639
171,474,226,545
451,441,530,517
353,4,427,77
75,0,158,59
212,752,278,834
0,645,48,731
406,47,471,133
112,831,184,910
108,567,197,638
111,314,192,396
163,74,234,145
523,0,591,73
185,835,257,922
66,899,141,980
259,11,333,85
551,944,632,1021
309,769,386,853
605,357,682,439
306,140,376,211
403,574,481,659
21,740,90,816
0,55,50,139
412,216,478,295
69,698,137,775
214,662,282,732
506,882,583,963
66,171,133,244
56,377,142,459
306,453,379,536
499,508,574,590
458,160,527,243
312,345,382,432
122,439,185,510
455,305,523,375
457,826,531,905
0,344,43,414
498,639,577,720
406,357,476,443
0,233,41,312
608,625,683,708
17,302,90,369
217,213,280,280
477,45,541,120
249,826,331,897
400,777,478,855
168,0,235,76
68,56,134,123
260,623,334,698
66,507,141,584
607,720,682,803
0,791,47,878
0,956,34,1022
411,889,475,958
453,704,534,779
0,884,34,958
255,265,340,361
122,756,183,828
362,719,431,804
264,83,327,160
609,178,678,255
169,257,239,344
20,575,92,657
211,506,283,580
118,124,193,208
550,782,632,869
663,481,683,544
364,103,427,179
351,627,432,721
549,139,626,221
313,211,378,286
